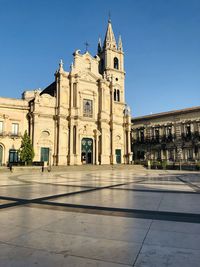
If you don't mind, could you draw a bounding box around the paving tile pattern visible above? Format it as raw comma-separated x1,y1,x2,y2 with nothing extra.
0,168,200,266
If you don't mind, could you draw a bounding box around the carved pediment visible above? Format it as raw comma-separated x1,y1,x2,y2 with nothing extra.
39,94,56,106
81,89,97,96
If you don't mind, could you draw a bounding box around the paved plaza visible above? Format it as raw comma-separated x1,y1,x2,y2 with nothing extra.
0,166,200,266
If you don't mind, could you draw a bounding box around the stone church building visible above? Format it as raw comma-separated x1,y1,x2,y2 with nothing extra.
0,20,132,166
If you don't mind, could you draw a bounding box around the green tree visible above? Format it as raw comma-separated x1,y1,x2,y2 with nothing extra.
19,131,34,165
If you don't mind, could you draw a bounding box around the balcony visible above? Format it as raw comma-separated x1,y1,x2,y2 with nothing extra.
133,134,176,145
161,134,174,142
0,131,22,139
9,132,22,138
181,131,200,142
133,131,200,146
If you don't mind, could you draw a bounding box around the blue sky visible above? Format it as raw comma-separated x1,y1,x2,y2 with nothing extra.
0,0,200,116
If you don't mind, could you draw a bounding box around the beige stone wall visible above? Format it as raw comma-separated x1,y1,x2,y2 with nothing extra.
28,92,56,165
0,97,29,165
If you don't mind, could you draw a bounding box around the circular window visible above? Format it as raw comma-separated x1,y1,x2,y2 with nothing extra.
41,131,50,138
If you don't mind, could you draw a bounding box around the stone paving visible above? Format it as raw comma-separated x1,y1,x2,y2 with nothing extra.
0,166,200,266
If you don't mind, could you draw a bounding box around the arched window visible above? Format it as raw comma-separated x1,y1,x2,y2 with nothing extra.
114,89,116,101
114,89,120,102
41,130,50,138
117,90,120,102
114,57,119,69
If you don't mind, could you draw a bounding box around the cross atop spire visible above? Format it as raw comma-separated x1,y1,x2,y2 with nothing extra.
84,41,89,52
59,59,64,72
108,11,111,23
103,19,117,49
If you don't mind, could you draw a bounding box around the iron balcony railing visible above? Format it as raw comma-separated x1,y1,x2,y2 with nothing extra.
181,131,200,142
133,131,200,144
9,132,22,137
133,134,176,144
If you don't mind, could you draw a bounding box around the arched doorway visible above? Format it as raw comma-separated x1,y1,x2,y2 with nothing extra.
81,138,93,164
0,145,3,166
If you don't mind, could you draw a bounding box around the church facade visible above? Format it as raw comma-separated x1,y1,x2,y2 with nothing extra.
0,20,132,166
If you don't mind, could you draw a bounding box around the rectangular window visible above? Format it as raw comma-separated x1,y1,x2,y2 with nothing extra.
186,125,191,136
140,130,144,142
0,121,3,134
168,149,174,161
12,123,19,135
168,126,172,136
155,128,160,139
83,99,93,117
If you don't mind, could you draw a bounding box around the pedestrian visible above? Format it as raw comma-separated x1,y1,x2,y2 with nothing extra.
9,163,13,172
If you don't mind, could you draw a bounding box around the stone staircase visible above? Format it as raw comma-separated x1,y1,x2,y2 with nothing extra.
0,164,146,173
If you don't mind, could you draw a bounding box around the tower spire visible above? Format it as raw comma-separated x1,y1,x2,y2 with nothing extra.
97,37,102,54
103,19,117,49
118,35,123,52
59,59,64,72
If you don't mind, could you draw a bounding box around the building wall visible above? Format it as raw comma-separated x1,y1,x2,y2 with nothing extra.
0,97,29,165
131,107,200,163
28,91,56,165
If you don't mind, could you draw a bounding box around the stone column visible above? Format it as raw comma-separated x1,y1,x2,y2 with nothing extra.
68,119,74,165
110,80,115,164
94,130,99,165
161,150,164,160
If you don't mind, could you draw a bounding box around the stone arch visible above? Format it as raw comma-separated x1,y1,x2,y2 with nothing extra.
114,57,119,69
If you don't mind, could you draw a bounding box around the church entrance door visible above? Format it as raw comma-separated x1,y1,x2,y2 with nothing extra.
41,147,49,164
115,149,121,164
81,138,93,164
9,149,18,164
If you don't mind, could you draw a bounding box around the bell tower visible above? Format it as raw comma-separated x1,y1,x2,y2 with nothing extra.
98,19,125,102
